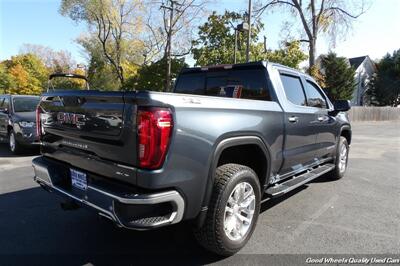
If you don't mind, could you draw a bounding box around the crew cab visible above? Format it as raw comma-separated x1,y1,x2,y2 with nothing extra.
32,61,351,255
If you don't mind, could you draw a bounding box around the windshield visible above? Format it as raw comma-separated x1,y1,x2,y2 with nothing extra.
13,97,40,112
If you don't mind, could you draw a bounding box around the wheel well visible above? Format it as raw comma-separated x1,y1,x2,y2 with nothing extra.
341,129,351,144
217,144,268,187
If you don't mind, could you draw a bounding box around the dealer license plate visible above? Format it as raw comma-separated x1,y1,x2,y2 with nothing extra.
70,169,87,191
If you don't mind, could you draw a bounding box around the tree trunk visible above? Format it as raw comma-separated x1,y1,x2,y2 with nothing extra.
309,38,316,70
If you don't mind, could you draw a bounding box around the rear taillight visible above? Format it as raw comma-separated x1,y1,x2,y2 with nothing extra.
137,107,173,169
36,106,42,139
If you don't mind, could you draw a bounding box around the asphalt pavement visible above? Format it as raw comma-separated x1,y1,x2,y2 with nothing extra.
0,121,399,265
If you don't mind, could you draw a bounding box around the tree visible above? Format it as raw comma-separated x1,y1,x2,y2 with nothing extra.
19,44,76,73
145,0,207,91
192,11,307,68
257,0,366,69
60,0,145,86
319,52,356,101
78,35,127,90
125,57,187,90
192,11,252,66
367,50,400,106
2,54,49,95
0,63,11,94
257,41,307,68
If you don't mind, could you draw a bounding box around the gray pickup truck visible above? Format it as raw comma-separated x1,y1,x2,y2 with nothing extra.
32,61,351,255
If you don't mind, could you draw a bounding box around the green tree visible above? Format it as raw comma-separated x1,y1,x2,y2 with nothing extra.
192,11,261,66
125,57,187,91
0,63,11,94
257,41,307,69
367,50,400,106
192,11,307,68
2,54,48,95
319,52,356,101
78,35,121,91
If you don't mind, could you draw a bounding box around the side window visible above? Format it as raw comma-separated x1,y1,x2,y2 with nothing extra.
280,74,307,106
205,69,271,100
174,73,205,95
304,80,327,108
0,98,4,108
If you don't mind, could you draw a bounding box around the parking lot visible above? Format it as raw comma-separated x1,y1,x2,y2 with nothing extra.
0,121,399,264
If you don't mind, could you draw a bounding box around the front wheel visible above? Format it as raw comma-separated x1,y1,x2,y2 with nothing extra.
194,163,261,256
9,130,22,154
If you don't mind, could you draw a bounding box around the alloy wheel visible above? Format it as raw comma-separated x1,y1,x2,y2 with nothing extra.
223,182,256,241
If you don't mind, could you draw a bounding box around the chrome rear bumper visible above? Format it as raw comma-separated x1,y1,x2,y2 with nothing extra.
32,156,185,229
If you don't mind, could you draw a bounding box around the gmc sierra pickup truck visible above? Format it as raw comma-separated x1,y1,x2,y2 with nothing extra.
32,61,351,255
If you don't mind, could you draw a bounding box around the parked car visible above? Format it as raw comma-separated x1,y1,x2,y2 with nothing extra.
32,61,351,255
0,94,40,154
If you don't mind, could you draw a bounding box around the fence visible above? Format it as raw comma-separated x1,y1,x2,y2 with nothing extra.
348,106,400,122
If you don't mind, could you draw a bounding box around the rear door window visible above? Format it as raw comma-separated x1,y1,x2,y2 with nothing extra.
280,74,307,106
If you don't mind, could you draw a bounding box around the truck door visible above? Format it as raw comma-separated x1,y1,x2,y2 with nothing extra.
278,73,319,174
302,78,337,160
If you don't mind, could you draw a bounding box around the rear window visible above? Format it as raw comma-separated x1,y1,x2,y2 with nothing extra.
175,68,271,101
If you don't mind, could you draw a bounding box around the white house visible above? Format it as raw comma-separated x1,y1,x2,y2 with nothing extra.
348,56,376,106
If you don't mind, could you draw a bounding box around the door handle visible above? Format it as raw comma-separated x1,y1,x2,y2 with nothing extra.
288,116,299,123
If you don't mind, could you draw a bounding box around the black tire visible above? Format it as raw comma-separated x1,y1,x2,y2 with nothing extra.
8,130,22,155
194,163,261,256
328,136,349,180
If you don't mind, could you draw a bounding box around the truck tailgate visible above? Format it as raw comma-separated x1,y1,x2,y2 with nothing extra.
39,90,138,168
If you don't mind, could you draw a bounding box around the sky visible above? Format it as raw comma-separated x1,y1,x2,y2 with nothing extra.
1,0,399,66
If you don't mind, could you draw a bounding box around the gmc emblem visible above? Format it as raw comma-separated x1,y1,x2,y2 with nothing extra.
57,112,86,127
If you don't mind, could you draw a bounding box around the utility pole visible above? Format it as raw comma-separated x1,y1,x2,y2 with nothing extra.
161,0,181,92
246,0,252,62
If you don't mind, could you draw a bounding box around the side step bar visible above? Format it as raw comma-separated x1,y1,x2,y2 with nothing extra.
265,164,335,197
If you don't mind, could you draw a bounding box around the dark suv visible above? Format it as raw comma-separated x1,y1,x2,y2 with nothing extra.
0,94,40,154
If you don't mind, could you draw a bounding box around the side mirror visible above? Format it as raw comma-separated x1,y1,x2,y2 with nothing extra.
0,108,8,114
333,100,351,112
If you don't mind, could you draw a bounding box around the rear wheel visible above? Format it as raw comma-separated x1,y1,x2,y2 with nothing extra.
194,163,261,256
328,136,349,180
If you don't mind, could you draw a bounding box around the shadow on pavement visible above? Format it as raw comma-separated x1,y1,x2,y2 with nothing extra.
0,187,222,265
0,162,335,265
0,143,39,158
